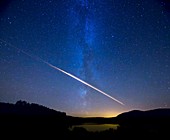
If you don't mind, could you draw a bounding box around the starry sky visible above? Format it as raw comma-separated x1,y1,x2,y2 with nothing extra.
0,0,170,117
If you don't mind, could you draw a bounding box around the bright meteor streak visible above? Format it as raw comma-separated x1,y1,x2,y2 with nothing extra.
45,62,124,105
0,39,124,105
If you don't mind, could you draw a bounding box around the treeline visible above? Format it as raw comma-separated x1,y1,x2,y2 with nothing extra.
0,101,170,139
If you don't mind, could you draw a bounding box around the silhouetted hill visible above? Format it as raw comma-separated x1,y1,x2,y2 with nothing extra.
0,100,66,116
1,101,170,139
117,108,170,117
113,109,170,139
116,108,170,124
0,101,68,139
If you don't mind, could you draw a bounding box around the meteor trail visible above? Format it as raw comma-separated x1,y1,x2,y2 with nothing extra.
44,62,124,105
0,39,124,105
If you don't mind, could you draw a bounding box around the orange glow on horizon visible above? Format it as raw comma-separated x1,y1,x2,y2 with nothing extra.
70,111,123,118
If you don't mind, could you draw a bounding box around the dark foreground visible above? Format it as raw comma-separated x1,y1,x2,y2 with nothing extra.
1,101,170,139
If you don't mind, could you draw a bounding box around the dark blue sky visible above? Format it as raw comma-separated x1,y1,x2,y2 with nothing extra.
0,0,170,117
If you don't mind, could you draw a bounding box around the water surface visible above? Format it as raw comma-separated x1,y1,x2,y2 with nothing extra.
70,123,119,132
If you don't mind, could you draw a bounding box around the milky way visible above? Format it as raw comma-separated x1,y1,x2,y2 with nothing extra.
67,0,98,109
0,0,170,117
0,38,124,105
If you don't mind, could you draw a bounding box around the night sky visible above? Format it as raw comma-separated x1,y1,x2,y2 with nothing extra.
0,0,170,117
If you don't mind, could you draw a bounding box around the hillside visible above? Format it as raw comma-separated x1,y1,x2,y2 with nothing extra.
0,101,170,139
116,108,170,124
0,100,66,116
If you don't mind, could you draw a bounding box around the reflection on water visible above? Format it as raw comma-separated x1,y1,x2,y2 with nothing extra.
70,123,119,132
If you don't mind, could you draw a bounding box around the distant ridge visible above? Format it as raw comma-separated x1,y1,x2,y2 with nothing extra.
115,108,170,125
0,100,170,139
0,100,68,138
1,100,170,119
117,108,170,118
0,100,66,116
